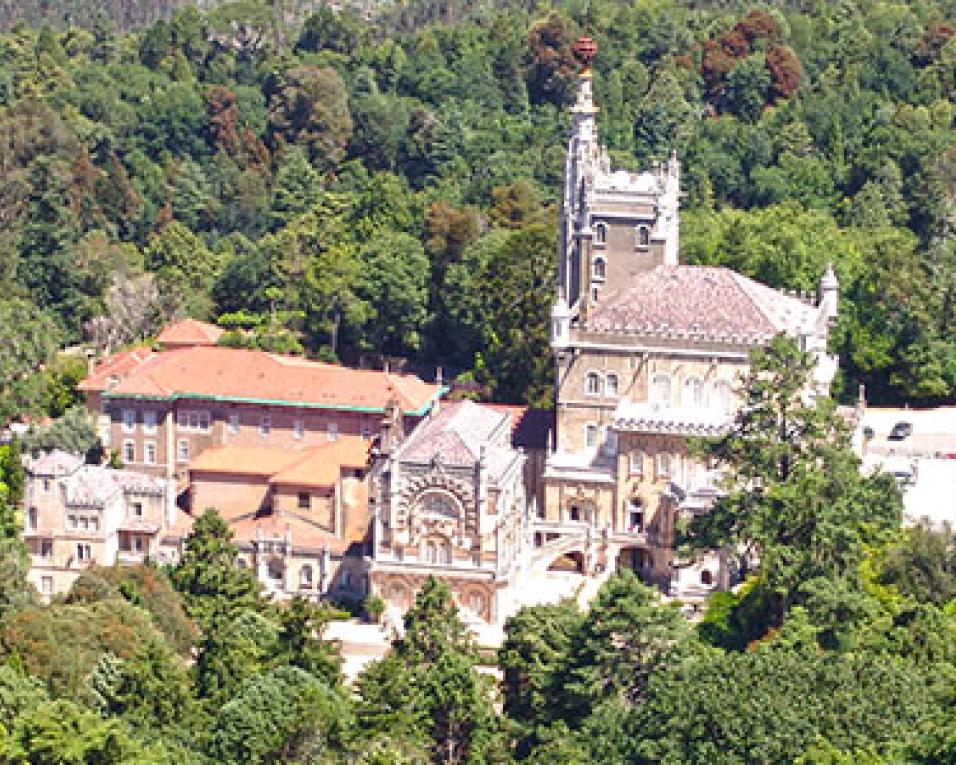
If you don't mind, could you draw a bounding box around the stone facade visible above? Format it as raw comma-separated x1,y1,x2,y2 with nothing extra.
79,345,443,483
370,401,529,624
541,39,840,600
21,450,177,599
188,438,372,602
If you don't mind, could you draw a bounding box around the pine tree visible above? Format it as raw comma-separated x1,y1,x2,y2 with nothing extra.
171,509,262,629
682,335,902,627
356,577,506,765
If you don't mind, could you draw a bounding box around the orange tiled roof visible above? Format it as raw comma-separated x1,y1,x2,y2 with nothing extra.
103,346,441,414
228,508,368,554
270,437,369,487
78,345,152,393
190,437,370,488
156,318,224,347
188,446,307,478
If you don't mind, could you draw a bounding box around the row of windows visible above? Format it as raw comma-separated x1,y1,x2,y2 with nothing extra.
123,439,189,464
124,409,210,433
593,222,651,248
251,560,354,591
583,370,734,412
585,371,620,396
122,409,159,433
124,409,370,440
628,451,673,479
423,539,453,565
67,514,100,532
119,534,148,554
583,423,617,453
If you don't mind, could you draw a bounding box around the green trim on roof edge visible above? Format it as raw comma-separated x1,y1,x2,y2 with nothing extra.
102,386,449,417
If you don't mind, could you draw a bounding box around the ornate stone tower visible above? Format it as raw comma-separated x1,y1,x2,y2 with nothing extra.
542,38,839,602
555,36,681,332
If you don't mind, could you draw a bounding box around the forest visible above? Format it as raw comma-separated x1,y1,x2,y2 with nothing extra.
0,0,955,427
3,336,956,763
2,2,956,762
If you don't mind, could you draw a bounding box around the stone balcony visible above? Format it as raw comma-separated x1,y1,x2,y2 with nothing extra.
612,401,731,437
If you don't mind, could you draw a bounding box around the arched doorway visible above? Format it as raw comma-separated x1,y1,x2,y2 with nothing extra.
549,550,585,573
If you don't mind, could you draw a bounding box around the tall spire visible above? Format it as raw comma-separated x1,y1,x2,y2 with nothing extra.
571,36,599,146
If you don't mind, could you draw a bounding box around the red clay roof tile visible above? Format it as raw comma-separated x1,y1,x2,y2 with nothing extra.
101,346,440,414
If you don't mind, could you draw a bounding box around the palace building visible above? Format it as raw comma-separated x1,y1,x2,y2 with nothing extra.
80,340,442,483
21,450,181,599
369,400,530,624
539,38,840,599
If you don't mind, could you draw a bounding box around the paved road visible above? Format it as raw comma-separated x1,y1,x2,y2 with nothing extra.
860,406,956,457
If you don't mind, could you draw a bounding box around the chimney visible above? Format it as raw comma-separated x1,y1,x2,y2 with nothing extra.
434,367,443,415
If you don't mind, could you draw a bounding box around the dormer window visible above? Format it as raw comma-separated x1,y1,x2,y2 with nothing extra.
593,222,607,246
592,256,606,281
636,225,650,249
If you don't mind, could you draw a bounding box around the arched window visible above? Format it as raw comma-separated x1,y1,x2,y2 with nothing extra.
420,492,458,518
605,373,619,397
585,372,602,396
300,565,313,589
652,373,672,407
712,380,733,415
593,222,607,245
592,256,606,281
467,590,486,617
683,377,703,408
637,225,650,248
423,537,452,565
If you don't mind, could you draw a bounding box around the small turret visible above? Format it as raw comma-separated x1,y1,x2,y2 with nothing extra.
551,287,571,350
819,262,839,322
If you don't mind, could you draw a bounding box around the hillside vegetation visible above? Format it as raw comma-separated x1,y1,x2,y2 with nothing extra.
1,0,955,426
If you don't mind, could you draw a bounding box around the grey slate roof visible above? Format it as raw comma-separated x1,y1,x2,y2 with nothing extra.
24,450,84,478
398,401,519,481
64,466,165,508
589,266,817,343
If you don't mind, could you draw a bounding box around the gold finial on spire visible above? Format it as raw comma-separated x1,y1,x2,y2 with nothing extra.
572,36,598,76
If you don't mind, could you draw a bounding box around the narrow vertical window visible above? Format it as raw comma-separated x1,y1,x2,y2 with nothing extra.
593,222,607,245
592,256,606,280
